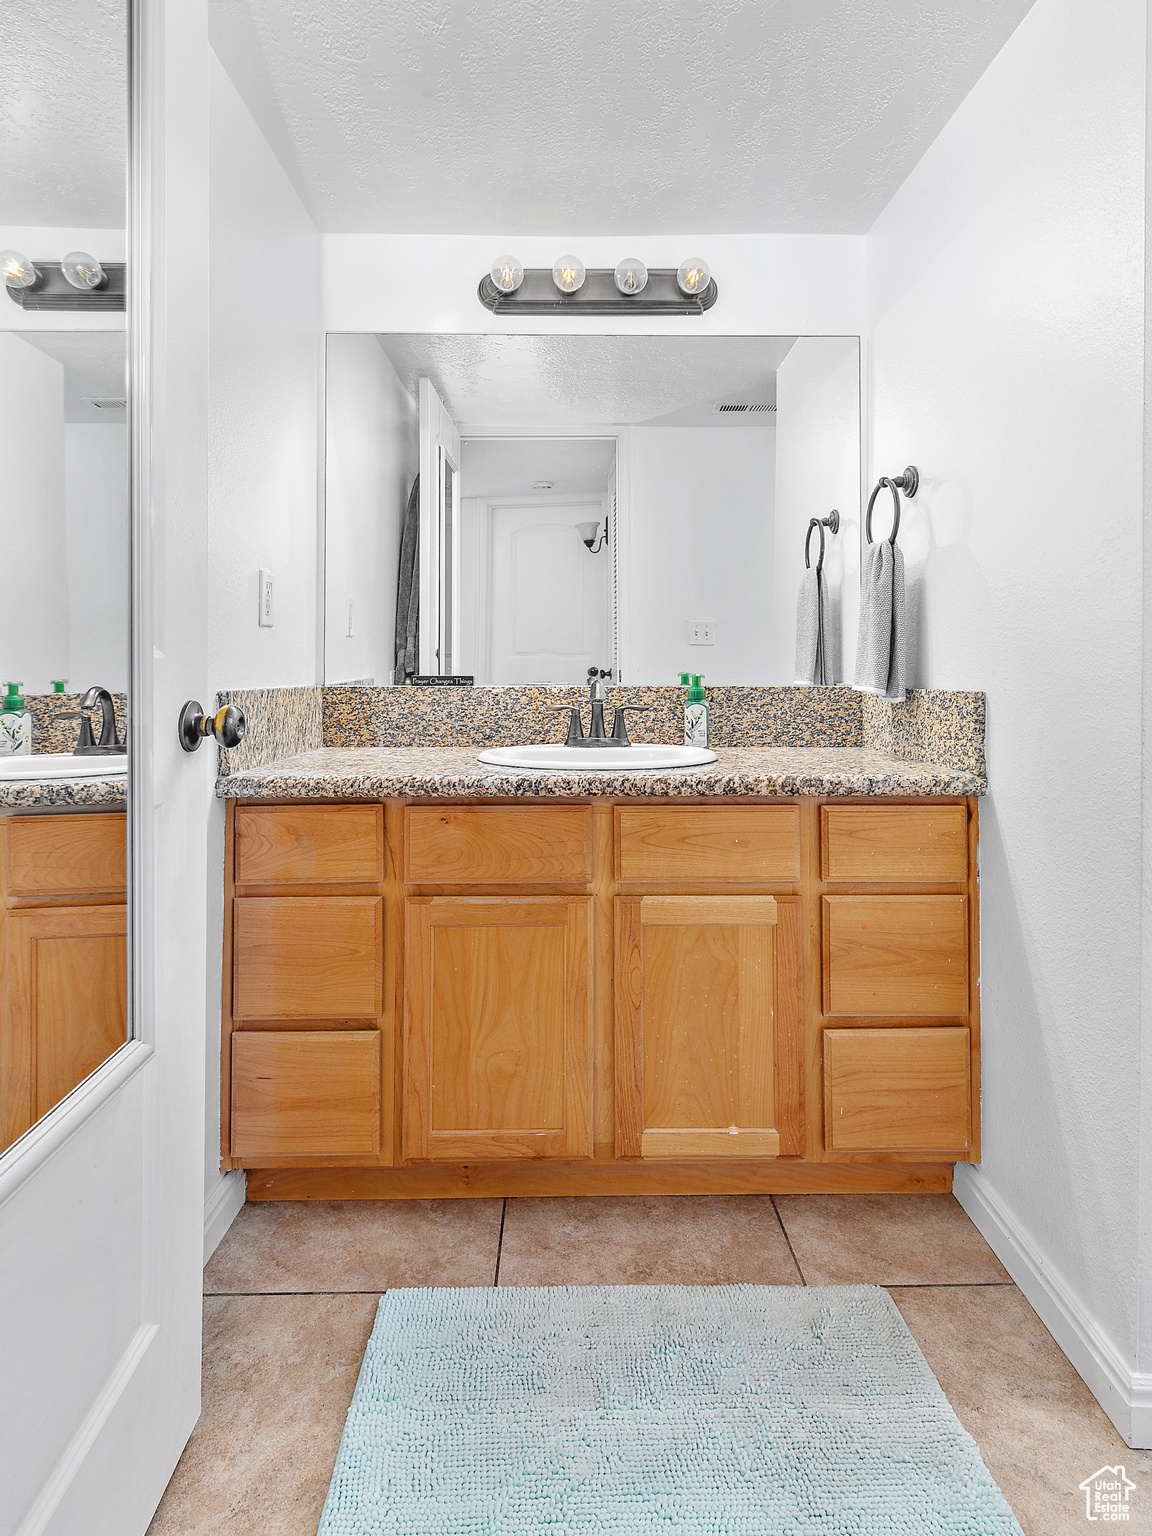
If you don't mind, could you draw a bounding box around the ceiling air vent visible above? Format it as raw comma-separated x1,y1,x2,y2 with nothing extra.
87,397,127,410
717,401,775,414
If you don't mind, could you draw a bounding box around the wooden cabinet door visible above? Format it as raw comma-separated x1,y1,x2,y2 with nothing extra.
615,896,802,1160
404,896,593,1161
2,904,128,1149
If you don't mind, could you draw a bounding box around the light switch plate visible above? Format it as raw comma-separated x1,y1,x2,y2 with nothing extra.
688,619,716,645
346,596,354,637
258,569,274,627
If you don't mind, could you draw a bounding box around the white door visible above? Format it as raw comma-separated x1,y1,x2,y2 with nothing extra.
0,1,209,1530
418,379,461,675
484,499,612,684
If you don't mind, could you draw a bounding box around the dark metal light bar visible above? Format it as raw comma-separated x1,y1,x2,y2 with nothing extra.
478,267,717,316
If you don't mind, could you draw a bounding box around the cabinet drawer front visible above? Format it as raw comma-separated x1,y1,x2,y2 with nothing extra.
234,805,383,886
821,806,968,883
616,807,800,884
6,814,126,898
405,806,591,885
233,897,383,1020
823,895,967,1017
231,1030,381,1158
824,1026,971,1153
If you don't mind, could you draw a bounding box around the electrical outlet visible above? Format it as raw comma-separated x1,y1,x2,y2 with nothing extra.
346,596,354,637
688,619,716,645
258,569,274,628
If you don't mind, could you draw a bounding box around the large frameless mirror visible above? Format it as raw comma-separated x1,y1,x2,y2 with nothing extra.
0,0,130,1158
323,333,860,688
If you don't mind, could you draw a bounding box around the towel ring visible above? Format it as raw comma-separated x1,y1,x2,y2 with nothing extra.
865,466,919,545
804,508,841,572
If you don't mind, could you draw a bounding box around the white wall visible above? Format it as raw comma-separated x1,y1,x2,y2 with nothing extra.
64,423,128,693
205,49,321,1236
773,338,860,684
867,0,1149,1443
624,423,775,685
0,332,70,692
324,336,417,683
208,51,320,689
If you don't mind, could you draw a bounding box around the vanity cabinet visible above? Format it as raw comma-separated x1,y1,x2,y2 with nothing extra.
221,795,980,1197
1,813,128,1152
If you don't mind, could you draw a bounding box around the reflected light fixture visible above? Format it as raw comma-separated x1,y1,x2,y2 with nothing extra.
614,257,648,295
61,251,106,290
490,254,523,293
1,250,39,290
576,519,607,552
676,256,712,297
552,254,586,294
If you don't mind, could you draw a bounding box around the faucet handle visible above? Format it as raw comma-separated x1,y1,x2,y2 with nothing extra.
610,704,653,746
54,712,97,753
547,705,585,745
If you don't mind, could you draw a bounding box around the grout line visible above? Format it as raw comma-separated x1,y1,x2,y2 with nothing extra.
493,1198,508,1287
769,1196,808,1285
884,1281,1017,1290
204,1290,386,1298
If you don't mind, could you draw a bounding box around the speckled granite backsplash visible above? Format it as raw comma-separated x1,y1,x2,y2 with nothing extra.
26,692,128,754
322,684,865,751
216,687,323,774
212,682,986,782
862,691,986,779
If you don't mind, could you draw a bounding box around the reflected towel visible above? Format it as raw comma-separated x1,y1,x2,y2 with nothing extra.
794,568,840,687
853,538,906,701
394,474,420,684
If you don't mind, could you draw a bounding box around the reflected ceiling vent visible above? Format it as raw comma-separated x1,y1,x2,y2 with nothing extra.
86,397,127,409
716,402,775,413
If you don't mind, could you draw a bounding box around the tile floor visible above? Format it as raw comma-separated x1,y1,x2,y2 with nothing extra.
148,1193,1151,1536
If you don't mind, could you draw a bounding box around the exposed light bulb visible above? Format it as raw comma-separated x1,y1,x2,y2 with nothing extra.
61,251,105,290
614,257,648,295
552,254,586,294
676,256,712,297
1,250,39,290
490,254,523,293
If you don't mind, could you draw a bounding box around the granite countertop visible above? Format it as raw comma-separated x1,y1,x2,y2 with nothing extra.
0,774,127,811
216,745,986,800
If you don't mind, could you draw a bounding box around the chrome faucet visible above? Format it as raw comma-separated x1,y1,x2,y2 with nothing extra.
548,668,652,749
56,688,126,756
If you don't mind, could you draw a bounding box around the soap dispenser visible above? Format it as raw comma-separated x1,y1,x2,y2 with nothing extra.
680,672,709,747
0,682,31,756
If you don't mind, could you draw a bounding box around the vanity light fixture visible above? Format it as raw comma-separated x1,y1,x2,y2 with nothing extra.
614,257,648,295
490,254,524,293
479,256,716,315
576,519,607,553
1,250,39,290
61,251,106,290
552,254,586,294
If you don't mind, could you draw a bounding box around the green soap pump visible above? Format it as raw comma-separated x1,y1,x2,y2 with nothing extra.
680,672,708,747
0,682,31,756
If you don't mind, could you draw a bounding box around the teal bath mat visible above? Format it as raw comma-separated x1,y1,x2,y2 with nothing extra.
318,1284,1023,1535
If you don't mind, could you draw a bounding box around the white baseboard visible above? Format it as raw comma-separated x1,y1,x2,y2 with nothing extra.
202,1170,246,1266
953,1164,1152,1448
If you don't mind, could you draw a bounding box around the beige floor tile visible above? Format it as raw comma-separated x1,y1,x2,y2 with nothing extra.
497,1194,802,1287
147,1294,376,1536
891,1285,1152,1536
774,1193,1011,1285
204,1199,503,1294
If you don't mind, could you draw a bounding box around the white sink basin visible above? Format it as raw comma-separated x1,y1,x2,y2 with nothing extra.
478,744,717,771
0,753,128,783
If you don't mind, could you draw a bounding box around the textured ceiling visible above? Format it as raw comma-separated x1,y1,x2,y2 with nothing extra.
460,437,616,501
0,0,127,226
373,334,797,426
210,0,1035,234
18,331,126,421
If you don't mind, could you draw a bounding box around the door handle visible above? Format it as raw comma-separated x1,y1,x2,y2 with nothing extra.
179,700,246,752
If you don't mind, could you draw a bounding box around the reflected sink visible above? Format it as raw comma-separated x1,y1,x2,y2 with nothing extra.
477,744,717,771
0,753,128,783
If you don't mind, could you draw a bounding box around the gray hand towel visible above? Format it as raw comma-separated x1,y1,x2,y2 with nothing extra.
853,538,906,701
794,568,841,687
